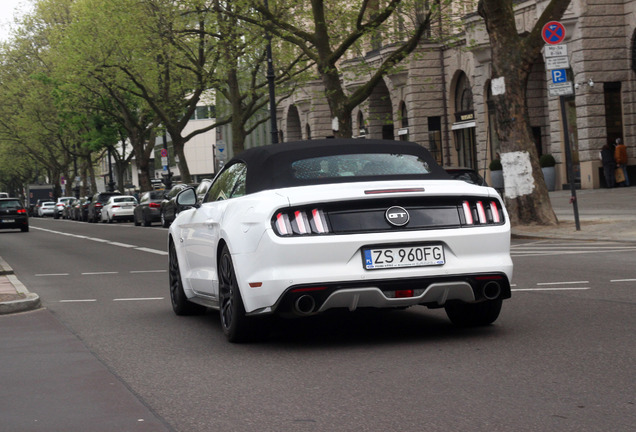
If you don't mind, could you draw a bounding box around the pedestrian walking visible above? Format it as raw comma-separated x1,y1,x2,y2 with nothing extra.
614,138,629,187
600,143,616,188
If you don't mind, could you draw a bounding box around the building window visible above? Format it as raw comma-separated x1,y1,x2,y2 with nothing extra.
428,116,443,166
604,82,623,144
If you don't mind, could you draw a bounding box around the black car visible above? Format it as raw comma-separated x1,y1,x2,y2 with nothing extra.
77,197,91,221
160,184,197,228
133,190,164,227
0,198,29,232
445,167,488,186
87,192,122,223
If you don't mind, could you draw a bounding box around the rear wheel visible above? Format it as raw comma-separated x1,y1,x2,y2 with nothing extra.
444,299,503,327
161,212,169,228
133,213,140,226
219,246,253,343
21,225,29,232
169,241,206,316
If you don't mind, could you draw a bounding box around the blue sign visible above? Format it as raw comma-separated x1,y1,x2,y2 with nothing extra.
551,69,567,84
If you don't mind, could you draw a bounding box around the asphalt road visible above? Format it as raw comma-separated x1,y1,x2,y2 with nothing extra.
1,217,635,432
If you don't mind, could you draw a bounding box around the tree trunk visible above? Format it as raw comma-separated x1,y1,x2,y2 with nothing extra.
478,0,570,226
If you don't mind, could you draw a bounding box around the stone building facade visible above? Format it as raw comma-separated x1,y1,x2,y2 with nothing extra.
273,0,636,190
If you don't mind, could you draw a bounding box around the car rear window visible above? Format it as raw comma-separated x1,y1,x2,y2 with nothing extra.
114,197,136,203
291,153,433,180
0,200,21,209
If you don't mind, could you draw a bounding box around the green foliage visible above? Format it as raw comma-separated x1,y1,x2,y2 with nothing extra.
539,154,556,168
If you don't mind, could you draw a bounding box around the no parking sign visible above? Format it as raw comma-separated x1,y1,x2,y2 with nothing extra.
542,21,566,45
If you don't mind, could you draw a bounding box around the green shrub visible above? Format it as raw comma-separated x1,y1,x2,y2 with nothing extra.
489,159,502,171
539,154,556,168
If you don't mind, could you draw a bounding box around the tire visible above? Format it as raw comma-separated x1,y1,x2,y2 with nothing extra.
218,245,254,343
21,225,29,232
161,212,169,228
143,215,151,227
169,241,206,316
444,299,503,327
133,213,140,226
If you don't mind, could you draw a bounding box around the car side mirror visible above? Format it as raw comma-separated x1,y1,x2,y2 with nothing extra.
175,187,199,210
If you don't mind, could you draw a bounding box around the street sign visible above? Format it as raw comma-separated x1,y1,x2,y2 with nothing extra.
161,156,168,166
549,81,573,97
546,56,570,70
542,21,566,45
161,148,168,158
544,44,567,58
216,141,225,153
551,69,567,83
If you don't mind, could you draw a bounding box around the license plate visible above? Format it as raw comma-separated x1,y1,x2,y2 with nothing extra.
1,219,15,223
363,244,445,270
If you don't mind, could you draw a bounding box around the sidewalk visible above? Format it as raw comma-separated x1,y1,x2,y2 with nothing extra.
511,186,636,242
0,256,40,315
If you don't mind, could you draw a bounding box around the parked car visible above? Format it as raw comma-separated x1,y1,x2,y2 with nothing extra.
0,198,29,232
76,197,91,221
62,198,78,219
87,192,121,223
100,195,138,223
195,179,213,202
38,201,56,217
445,167,488,186
168,139,513,342
160,183,197,228
133,190,164,227
54,196,75,219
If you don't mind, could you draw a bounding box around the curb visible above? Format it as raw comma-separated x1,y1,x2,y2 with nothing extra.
0,257,41,315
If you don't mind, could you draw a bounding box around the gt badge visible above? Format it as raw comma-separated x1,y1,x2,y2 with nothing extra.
385,206,409,227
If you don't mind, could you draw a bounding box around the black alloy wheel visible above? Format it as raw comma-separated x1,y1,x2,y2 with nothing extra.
161,211,169,228
444,299,503,327
218,245,252,342
169,240,206,316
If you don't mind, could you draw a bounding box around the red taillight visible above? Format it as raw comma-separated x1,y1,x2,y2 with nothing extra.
462,199,504,226
95,203,103,208
112,205,120,209
462,201,474,225
490,201,501,223
274,208,330,236
275,212,293,236
17,209,26,214
395,289,414,298
149,202,160,209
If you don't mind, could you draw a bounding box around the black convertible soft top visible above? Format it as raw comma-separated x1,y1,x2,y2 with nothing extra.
225,139,450,194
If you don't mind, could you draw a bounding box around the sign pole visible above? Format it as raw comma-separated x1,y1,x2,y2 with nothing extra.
559,95,580,231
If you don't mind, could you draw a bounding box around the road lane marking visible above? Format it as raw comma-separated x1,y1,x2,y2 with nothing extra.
81,272,119,275
31,226,167,255
113,297,165,301
512,287,591,292
59,299,97,302
130,270,167,273
35,273,69,277
135,247,168,256
536,281,589,285
610,278,636,282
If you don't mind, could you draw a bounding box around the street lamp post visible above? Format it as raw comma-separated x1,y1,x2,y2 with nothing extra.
107,146,116,192
264,0,279,144
162,131,173,189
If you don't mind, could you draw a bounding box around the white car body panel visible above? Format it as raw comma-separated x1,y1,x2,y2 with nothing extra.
170,179,512,314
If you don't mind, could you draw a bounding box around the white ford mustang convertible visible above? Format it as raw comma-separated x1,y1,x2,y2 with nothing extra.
168,139,513,342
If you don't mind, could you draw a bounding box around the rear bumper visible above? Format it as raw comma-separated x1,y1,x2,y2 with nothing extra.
232,225,513,314
0,216,28,229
